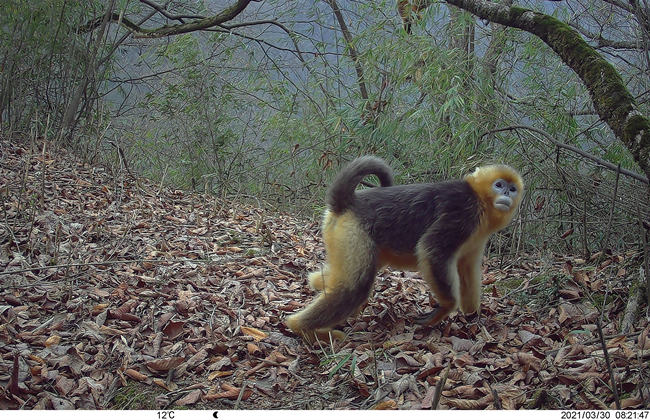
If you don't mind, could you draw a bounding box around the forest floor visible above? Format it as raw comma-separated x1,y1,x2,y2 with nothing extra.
0,135,648,410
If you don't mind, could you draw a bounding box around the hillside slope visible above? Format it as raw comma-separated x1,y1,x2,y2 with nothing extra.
0,137,647,409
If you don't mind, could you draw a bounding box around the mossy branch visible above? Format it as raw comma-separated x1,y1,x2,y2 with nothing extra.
445,0,650,181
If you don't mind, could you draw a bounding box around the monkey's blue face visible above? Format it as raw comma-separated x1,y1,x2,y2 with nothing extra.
492,179,519,211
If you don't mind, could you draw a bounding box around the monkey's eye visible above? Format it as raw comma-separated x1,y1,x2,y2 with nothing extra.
509,186,517,193
495,181,503,189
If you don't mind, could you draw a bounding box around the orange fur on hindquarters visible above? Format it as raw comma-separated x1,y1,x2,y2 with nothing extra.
285,210,376,342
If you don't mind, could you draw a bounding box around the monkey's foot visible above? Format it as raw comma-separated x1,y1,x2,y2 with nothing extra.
415,304,450,326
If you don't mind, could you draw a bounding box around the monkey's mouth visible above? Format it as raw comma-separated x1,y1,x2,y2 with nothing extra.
494,197,512,211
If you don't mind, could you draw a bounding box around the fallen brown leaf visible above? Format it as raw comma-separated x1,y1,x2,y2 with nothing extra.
124,369,148,382
204,384,252,401
44,335,61,347
146,356,185,372
152,378,177,391
241,326,268,342
247,342,262,357
513,352,542,372
373,400,397,410
446,396,489,409
176,389,202,406
54,375,76,396
91,303,109,315
208,370,234,380
108,309,141,323
162,320,185,340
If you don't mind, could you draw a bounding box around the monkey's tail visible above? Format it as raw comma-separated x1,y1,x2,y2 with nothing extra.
286,262,376,336
327,156,393,214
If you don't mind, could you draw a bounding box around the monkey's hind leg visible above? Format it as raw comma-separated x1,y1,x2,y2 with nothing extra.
301,266,350,341
308,265,369,315
286,267,375,343
286,212,377,343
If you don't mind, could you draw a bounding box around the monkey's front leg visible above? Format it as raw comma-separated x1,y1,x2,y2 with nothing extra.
416,246,485,326
415,246,460,326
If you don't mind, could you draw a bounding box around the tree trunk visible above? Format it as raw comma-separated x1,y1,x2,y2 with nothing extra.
62,0,115,133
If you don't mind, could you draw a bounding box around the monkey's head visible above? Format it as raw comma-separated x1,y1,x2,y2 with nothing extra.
465,165,524,232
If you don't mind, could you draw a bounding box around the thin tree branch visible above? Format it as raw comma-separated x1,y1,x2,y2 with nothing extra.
218,20,340,111
568,23,639,50
138,0,204,22
602,0,635,14
324,0,369,101
79,0,252,38
483,125,649,184
595,318,622,409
